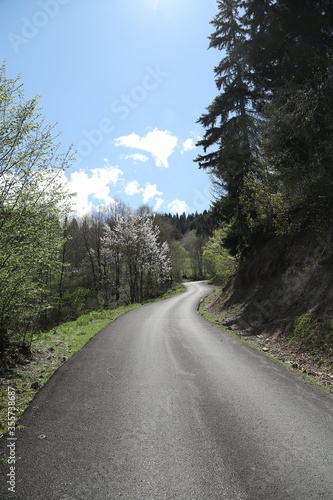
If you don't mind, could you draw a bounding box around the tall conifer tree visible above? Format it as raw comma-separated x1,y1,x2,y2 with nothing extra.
250,0,333,231
195,0,259,254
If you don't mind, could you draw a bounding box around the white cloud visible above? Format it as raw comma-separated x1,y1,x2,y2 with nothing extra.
114,128,178,168
154,197,164,212
66,165,123,215
124,180,142,196
182,138,196,153
124,180,163,208
168,199,189,214
142,183,163,203
122,153,149,163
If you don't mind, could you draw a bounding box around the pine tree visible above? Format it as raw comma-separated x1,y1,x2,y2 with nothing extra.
195,0,259,255
197,0,333,246
248,0,333,232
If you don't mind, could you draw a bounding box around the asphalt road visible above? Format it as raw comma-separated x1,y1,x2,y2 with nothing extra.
1,281,333,499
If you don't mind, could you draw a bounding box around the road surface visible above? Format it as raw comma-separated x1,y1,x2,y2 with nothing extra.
1,281,333,499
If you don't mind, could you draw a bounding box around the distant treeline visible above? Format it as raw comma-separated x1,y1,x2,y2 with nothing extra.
162,211,216,237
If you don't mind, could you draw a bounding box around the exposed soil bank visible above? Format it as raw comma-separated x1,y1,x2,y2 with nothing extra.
202,230,333,393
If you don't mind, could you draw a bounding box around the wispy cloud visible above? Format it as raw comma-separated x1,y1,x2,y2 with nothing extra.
66,165,123,215
168,199,188,214
182,138,196,153
121,153,149,163
154,197,164,212
124,180,164,210
114,128,178,168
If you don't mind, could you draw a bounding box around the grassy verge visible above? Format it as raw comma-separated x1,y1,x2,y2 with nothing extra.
0,284,185,437
199,287,333,395
199,286,258,349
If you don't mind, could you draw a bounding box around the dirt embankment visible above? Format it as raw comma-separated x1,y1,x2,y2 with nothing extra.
203,230,333,392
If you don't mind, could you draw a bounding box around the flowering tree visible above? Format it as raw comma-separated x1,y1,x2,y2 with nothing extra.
101,210,172,303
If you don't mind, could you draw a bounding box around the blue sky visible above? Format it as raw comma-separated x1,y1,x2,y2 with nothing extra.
1,0,220,215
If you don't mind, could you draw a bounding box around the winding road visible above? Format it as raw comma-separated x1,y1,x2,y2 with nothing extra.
1,281,333,499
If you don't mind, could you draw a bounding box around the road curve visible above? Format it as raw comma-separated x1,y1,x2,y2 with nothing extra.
1,281,333,499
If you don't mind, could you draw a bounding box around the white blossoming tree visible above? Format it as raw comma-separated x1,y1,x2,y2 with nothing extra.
101,210,172,303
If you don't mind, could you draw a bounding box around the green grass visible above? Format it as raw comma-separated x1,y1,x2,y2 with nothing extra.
0,284,185,437
142,284,186,303
286,313,333,352
198,288,259,350
287,313,313,343
199,289,333,395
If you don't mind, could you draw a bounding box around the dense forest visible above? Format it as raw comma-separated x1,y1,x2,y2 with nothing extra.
55,207,217,326
196,0,333,255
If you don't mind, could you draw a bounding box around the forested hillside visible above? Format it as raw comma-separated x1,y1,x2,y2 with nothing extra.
196,0,333,357
58,208,216,325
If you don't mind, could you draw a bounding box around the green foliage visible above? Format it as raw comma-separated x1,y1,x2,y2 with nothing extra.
169,240,190,282
60,287,97,322
203,228,237,283
182,230,208,279
0,63,73,356
195,1,333,258
154,211,216,280
287,314,333,350
156,284,185,300
287,314,313,343
262,78,333,233
75,310,101,326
